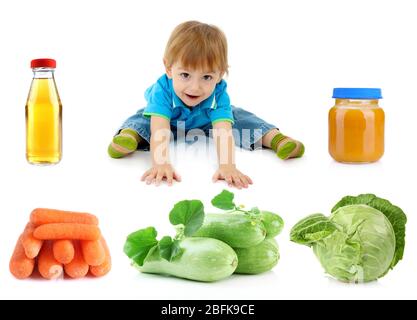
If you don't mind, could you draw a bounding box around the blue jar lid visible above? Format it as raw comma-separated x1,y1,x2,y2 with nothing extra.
332,88,382,99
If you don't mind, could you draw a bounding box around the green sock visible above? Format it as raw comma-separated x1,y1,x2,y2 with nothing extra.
108,128,141,158
271,133,305,160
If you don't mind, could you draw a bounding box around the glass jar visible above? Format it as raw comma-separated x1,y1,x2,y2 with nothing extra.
25,58,62,164
329,88,384,163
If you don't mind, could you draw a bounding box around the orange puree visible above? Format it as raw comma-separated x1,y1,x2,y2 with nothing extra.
329,99,384,163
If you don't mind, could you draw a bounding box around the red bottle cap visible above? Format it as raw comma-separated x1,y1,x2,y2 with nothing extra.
30,58,56,68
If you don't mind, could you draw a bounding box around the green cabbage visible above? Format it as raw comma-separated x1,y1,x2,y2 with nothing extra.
290,194,407,283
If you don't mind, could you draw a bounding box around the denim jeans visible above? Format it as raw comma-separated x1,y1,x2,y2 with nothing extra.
118,106,277,151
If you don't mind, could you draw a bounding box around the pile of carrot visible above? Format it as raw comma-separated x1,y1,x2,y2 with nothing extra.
10,208,111,280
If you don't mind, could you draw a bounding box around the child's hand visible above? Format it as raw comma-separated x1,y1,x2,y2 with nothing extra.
141,164,181,186
212,165,253,189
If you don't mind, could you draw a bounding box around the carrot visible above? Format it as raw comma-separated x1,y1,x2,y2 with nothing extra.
20,222,43,259
9,236,36,279
81,240,105,266
90,237,112,277
38,241,63,280
34,223,101,241
30,208,99,226
53,240,75,264
64,241,89,279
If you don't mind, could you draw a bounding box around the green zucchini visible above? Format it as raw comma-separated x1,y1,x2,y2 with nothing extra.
234,239,280,274
193,212,266,248
139,237,238,282
260,211,284,238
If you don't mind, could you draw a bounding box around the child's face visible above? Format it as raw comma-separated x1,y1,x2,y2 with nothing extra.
165,62,223,107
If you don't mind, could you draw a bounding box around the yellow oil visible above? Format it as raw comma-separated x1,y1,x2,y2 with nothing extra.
25,78,62,164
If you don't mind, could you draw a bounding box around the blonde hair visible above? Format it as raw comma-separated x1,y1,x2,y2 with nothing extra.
164,21,229,74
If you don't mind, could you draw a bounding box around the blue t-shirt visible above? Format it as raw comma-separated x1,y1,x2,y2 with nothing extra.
142,74,234,129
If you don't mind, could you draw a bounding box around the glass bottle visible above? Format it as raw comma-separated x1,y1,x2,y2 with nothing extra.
26,58,62,164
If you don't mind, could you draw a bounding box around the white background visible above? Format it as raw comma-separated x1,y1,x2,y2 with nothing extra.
0,0,416,300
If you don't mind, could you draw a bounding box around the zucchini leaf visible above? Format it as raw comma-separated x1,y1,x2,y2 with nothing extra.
123,227,158,266
169,200,205,237
290,214,338,246
332,194,407,268
211,190,236,210
158,236,182,261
